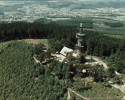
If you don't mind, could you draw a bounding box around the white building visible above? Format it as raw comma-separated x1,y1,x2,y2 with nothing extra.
52,46,78,62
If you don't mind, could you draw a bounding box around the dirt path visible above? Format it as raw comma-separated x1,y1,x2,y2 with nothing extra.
85,56,121,75
33,55,42,65
67,88,90,100
85,56,108,69
85,56,125,99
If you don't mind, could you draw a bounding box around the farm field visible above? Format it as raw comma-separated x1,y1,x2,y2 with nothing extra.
92,17,125,38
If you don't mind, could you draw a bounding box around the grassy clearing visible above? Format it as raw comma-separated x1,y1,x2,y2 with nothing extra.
0,39,49,51
70,82,122,100
24,39,49,49
87,83,122,100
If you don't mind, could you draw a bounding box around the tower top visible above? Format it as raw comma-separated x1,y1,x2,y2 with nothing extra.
80,23,83,28
76,23,86,37
79,23,84,34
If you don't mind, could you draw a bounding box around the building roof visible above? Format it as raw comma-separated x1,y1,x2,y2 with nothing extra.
60,46,73,57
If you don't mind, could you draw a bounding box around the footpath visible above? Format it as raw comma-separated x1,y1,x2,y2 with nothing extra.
85,56,125,100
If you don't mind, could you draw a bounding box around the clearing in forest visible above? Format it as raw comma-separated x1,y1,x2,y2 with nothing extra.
24,39,49,49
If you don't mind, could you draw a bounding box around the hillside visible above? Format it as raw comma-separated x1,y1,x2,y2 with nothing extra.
0,41,35,99
0,40,123,100
0,41,68,100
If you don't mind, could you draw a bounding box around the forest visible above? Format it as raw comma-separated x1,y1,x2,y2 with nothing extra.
0,22,125,99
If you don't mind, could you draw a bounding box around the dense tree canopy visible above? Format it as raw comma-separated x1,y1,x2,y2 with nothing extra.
0,42,69,100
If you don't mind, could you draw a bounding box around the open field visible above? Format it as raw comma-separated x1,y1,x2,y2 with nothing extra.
92,17,125,38
24,39,49,49
0,39,49,51
46,17,71,21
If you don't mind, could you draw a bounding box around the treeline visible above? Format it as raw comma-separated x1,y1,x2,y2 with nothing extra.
0,22,77,41
0,22,52,40
0,22,77,53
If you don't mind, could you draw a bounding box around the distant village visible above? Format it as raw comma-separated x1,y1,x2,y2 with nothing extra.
0,2,125,23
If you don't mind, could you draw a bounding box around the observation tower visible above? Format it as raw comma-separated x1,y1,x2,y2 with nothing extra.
76,23,86,56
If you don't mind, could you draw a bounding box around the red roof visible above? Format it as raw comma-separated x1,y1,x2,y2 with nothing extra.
73,50,77,54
